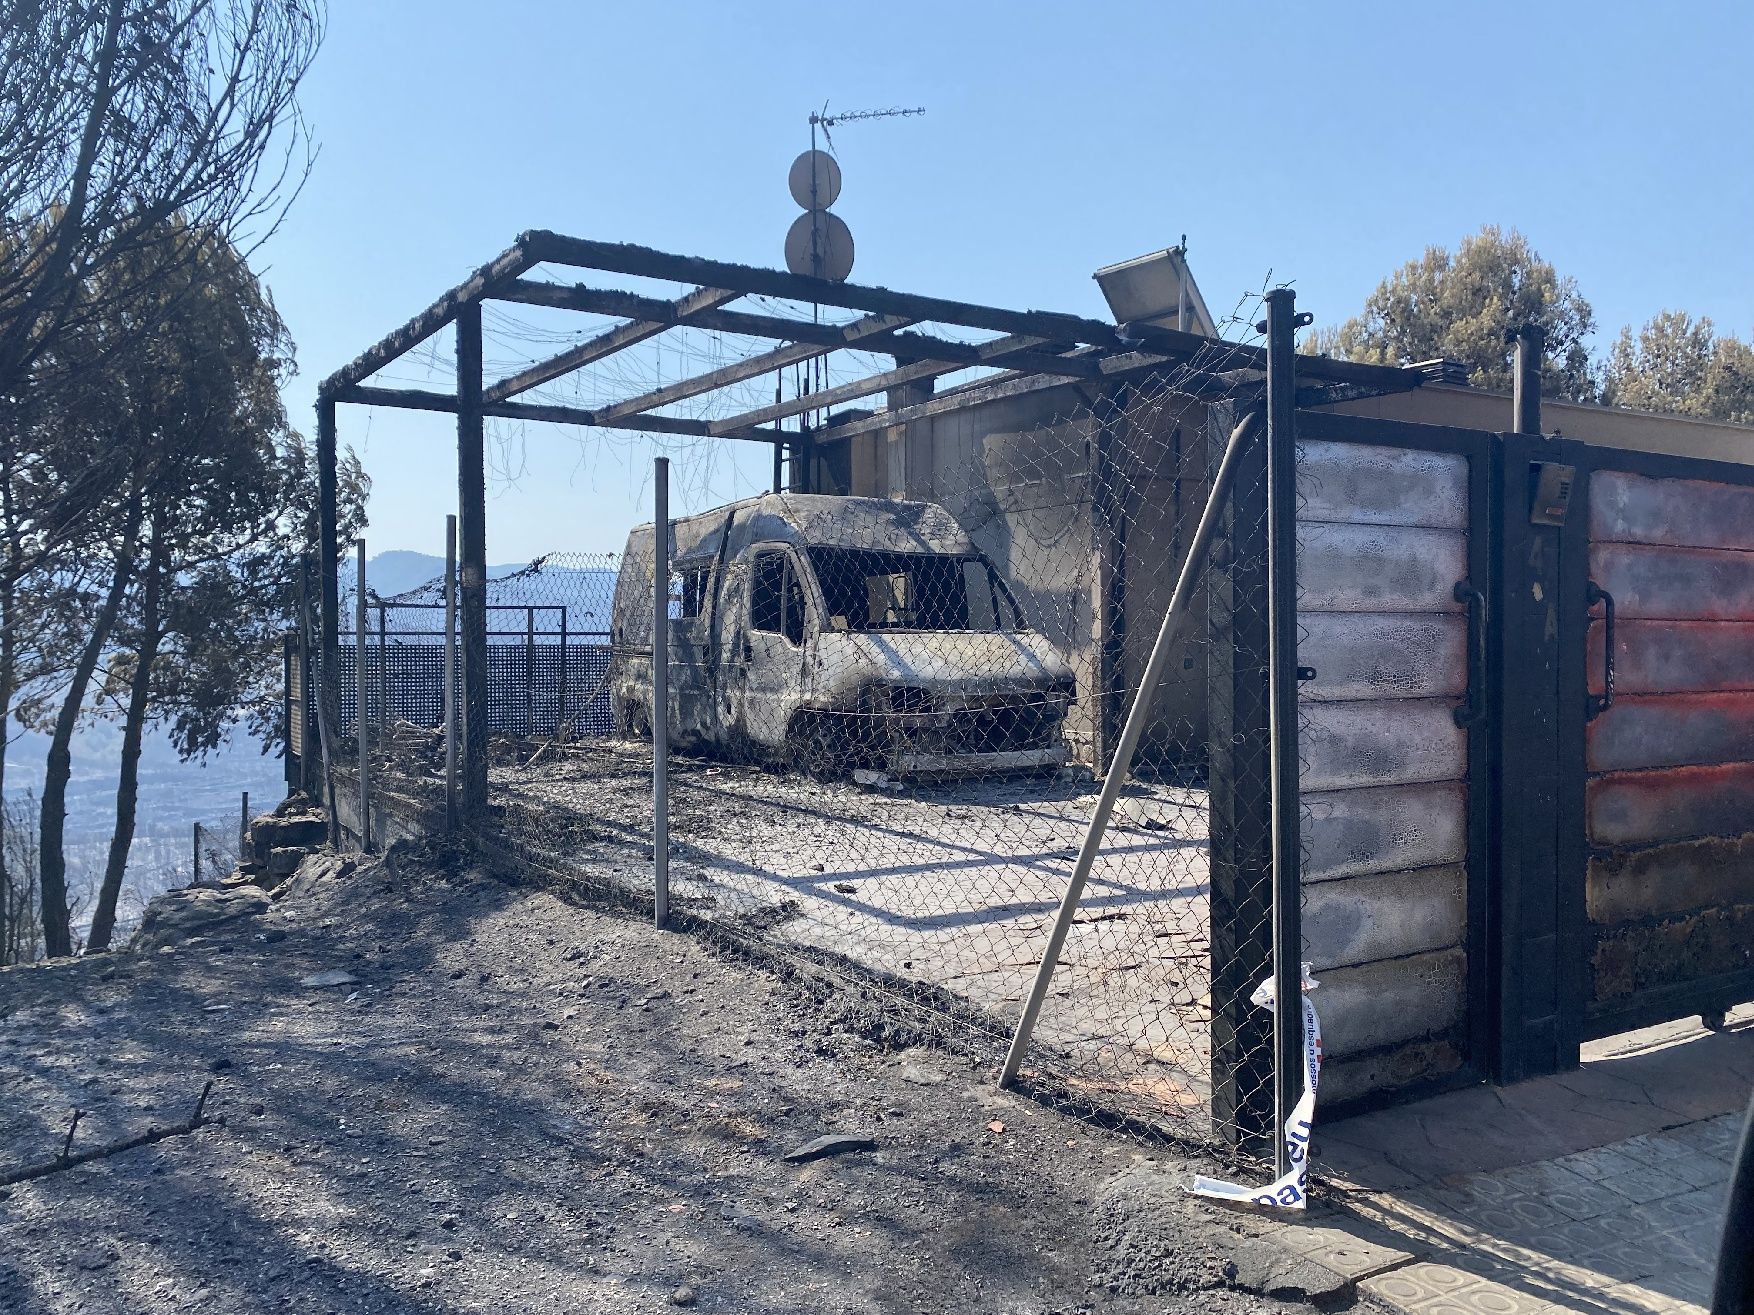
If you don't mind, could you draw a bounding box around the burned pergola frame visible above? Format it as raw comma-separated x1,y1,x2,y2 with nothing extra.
314,229,1425,825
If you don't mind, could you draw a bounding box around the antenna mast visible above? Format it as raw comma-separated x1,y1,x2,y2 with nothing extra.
779,102,927,492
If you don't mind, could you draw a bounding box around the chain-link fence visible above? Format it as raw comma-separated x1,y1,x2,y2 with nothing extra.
192,820,241,883
313,294,1306,1155
309,556,622,811
449,362,1287,1151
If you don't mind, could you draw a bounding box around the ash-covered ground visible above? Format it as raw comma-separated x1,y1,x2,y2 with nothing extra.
490,738,1217,1115
0,844,1307,1315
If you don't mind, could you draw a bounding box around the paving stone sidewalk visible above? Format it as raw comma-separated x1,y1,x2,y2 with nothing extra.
1253,1011,1754,1313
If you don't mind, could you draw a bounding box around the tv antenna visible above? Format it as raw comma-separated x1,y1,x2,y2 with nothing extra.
808,102,926,153
786,102,926,283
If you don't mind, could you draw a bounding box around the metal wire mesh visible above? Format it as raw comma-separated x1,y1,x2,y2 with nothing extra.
405,368,1279,1152
324,290,1301,1152
192,822,240,883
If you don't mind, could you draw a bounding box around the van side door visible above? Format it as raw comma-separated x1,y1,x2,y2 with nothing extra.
735,546,811,752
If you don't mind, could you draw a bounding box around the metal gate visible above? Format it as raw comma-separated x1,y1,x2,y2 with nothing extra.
1558,440,1754,1044
1293,412,1494,1109
1286,414,1754,1102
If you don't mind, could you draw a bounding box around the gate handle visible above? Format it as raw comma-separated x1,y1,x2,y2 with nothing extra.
1586,581,1615,721
1452,578,1487,729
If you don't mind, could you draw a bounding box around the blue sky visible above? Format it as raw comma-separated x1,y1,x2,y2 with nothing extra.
260,1,1754,562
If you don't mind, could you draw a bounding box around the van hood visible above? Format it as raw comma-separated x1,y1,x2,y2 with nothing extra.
821,630,1072,695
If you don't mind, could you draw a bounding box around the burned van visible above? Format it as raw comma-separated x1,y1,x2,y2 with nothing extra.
610,493,1074,777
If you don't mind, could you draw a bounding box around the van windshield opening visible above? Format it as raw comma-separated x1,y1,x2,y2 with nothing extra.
807,548,1023,633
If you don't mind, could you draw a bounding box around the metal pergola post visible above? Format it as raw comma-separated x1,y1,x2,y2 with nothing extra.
456,300,489,822
652,456,670,929
316,396,340,845
355,537,371,853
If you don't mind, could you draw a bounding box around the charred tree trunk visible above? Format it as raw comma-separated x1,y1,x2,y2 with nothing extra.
38,504,141,957
87,529,166,952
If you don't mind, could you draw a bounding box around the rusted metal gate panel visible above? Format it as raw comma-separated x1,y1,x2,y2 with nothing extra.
1293,412,1492,1107
1575,460,1754,1038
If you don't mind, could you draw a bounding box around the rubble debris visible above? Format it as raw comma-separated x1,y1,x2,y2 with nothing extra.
131,886,270,953
781,1133,878,1163
299,970,360,988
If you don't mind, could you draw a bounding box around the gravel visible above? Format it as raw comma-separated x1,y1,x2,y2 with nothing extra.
0,841,1303,1314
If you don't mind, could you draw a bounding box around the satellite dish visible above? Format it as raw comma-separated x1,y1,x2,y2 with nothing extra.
788,149,842,209
785,210,854,282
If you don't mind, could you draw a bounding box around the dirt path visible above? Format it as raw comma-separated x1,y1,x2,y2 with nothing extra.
0,845,1297,1315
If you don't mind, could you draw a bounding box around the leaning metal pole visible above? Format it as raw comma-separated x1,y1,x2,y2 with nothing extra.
1264,287,1305,1180
355,537,372,854
1000,405,1265,1088
652,456,671,929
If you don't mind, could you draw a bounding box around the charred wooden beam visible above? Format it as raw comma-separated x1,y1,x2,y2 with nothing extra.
320,238,538,397
816,372,1082,442
494,280,1108,381
710,359,951,435
518,230,1125,347
705,332,1066,435
1116,320,1424,394
330,384,789,444
590,312,913,425
482,285,742,405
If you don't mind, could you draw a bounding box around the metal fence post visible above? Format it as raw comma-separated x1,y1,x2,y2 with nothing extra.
558,605,569,738
240,791,250,859
355,537,372,854
192,822,201,885
653,456,670,928
282,635,295,789
377,603,388,750
1264,287,1306,1180
297,554,317,798
444,515,458,832
525,606,536,738
1512,323,1544,436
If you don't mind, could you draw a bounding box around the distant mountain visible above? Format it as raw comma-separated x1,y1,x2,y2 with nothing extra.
358,550,529,599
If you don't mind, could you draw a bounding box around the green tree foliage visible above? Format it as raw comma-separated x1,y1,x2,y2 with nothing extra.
78,233,292,950
1600,311,1754,425
0,0,325,956
37,230,369,952
1310,225,1598,402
